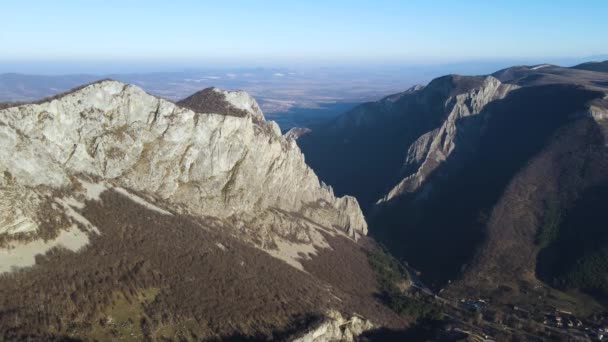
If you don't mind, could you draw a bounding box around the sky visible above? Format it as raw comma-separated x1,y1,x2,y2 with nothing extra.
1,0,607,71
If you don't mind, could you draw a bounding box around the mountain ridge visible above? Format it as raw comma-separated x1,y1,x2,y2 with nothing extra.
0,79,366,240
572,60,608,73
0,80,393,340
298,62,608,301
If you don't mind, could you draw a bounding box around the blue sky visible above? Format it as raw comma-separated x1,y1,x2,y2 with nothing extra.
1,0,607,65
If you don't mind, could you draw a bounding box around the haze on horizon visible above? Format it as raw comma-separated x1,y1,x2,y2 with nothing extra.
1,0,607,74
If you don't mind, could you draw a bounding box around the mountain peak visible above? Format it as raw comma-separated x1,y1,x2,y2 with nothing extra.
423,74,489,98
177,87,265,120
0,80,367,272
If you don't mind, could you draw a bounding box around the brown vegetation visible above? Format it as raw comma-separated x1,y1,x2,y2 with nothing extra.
302,235,407,329
0,190,332,340
0,188,407,340
177,88,250,118
458,117,608,296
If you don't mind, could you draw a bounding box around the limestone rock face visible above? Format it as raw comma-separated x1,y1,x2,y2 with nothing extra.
0,80,367,270
588,96,608,122
379,76,519,202
292,311,373,342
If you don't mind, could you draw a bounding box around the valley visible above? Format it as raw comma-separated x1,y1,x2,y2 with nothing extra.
297,62,608,340
4,1,608,340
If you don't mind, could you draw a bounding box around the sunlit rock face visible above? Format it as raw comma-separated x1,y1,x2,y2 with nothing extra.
292,311,374,342
0,80,367,272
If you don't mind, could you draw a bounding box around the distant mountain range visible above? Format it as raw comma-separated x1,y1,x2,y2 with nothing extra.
4,58,605,131
298,62,608,310
0,68,412,118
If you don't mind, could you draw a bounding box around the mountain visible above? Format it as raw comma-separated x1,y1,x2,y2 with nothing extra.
298,63,608,307
572,60,608,73
0,80,411,340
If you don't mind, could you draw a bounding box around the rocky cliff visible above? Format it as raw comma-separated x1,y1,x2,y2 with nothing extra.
0,81,366,259
0,81,403,341
379,76,519,202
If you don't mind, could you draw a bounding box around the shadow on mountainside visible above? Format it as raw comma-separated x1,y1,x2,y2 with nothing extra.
370,85,604,289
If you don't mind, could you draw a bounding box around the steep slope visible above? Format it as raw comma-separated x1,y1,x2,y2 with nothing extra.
0,81,405,340
298,64,608,297
0,81,366,244
378,76,519,202
457,107,608,293
298,77,507,210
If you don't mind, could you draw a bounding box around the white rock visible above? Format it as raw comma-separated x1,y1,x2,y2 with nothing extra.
292,310,373,342
0,80,367,272
212,87,266,120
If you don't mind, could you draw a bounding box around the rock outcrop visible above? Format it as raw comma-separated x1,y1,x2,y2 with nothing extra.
292,311,373,342
0,80,367,273
380,76,519,202
177,87,266,121
285,127,312,140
